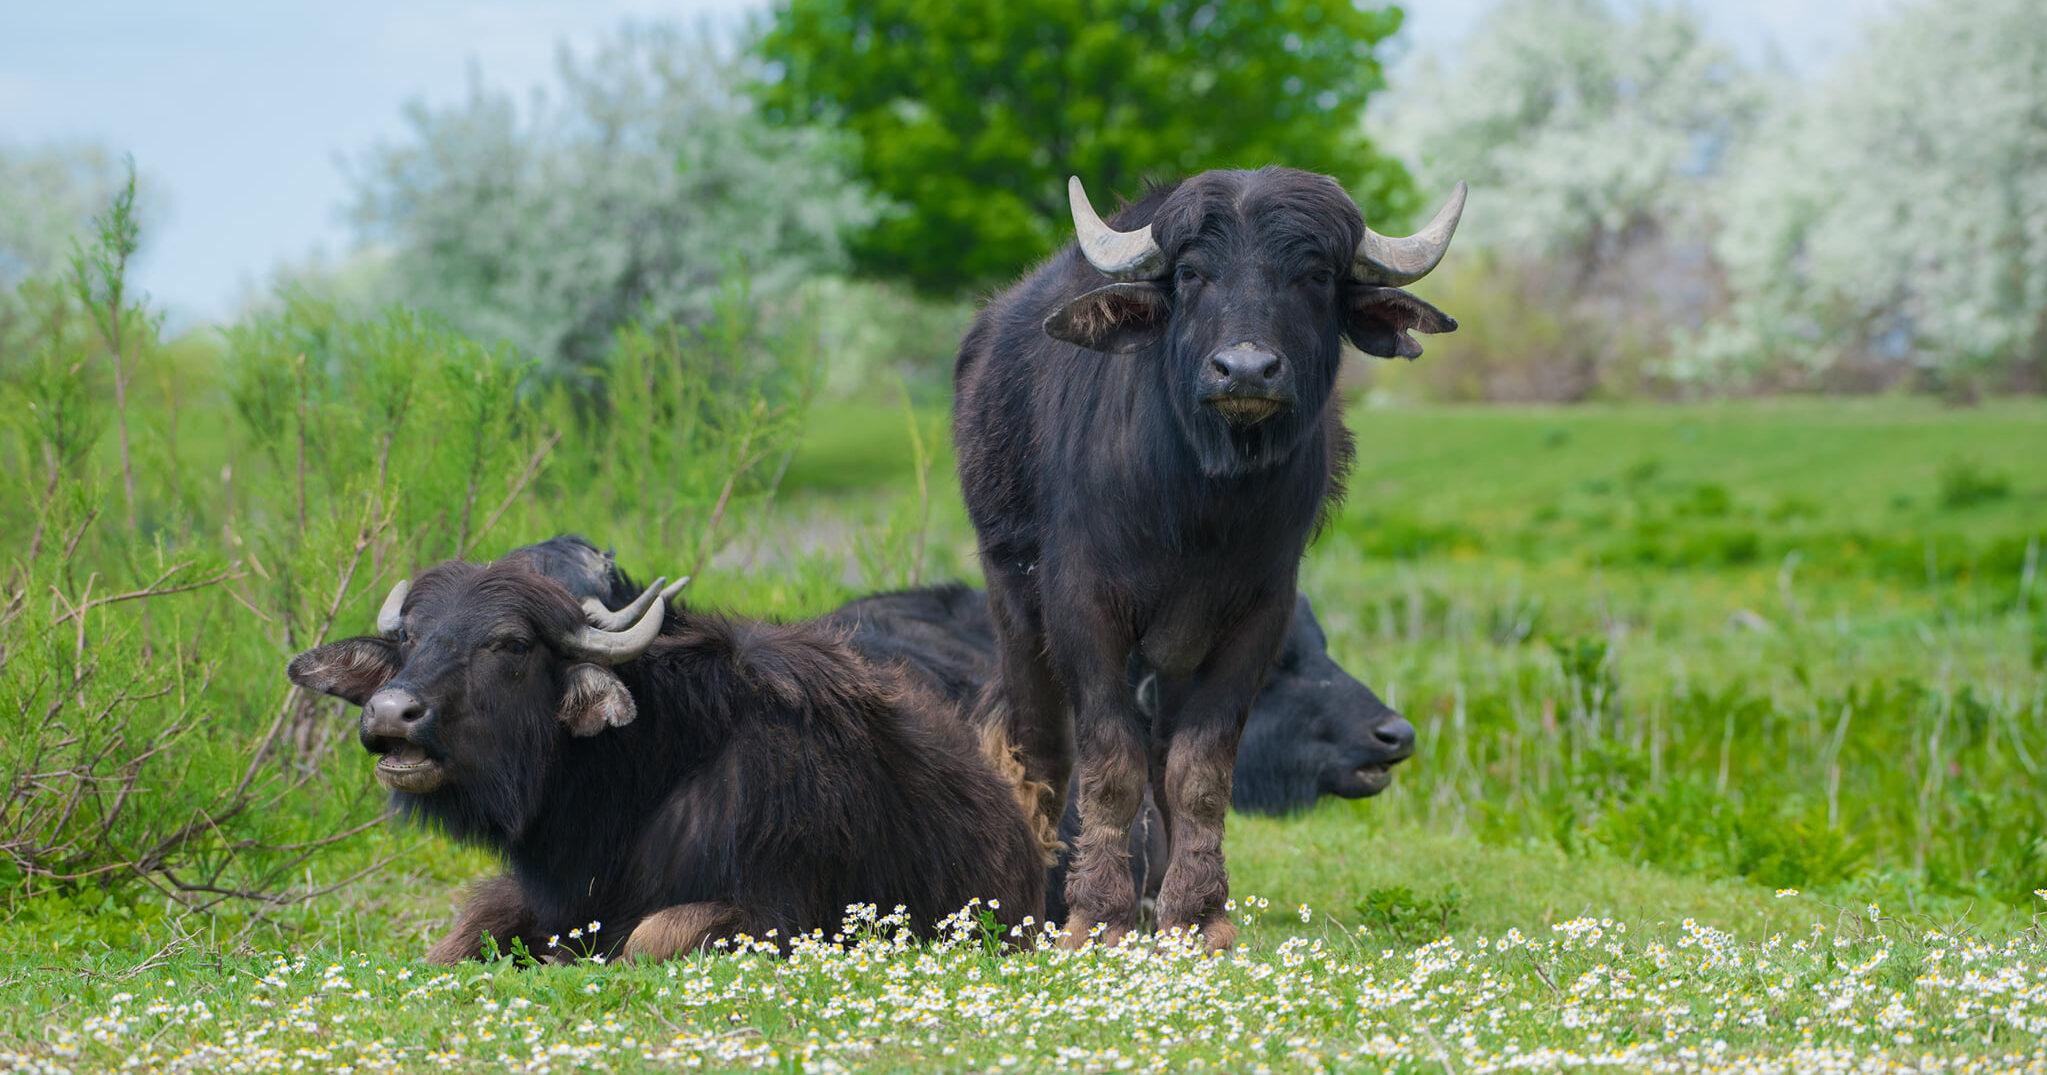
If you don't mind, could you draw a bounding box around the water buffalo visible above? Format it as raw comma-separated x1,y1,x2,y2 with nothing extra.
826,584,1415,814
829,585,1415,926
953,166,1462,947
287,554,1049,964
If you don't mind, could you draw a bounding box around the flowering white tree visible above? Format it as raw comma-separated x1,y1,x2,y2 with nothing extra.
1694,0,2047,387
1380,0,1760,272
1371,0,1762,399
349,24,881,370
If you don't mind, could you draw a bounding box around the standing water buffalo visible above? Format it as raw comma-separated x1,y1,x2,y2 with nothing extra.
287,554,1050,964
954,167,1463,948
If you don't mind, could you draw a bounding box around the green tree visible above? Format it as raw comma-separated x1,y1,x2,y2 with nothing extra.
0,142,139,352
0,142,133,291
755,0,1414,292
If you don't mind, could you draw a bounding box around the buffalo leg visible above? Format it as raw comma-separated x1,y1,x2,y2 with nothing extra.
427,875,535,965
1049,591,1146,948
1155,597,1290,951
623,901,750,963
979,567,1073,829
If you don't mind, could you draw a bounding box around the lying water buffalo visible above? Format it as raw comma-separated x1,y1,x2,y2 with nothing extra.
287,553,1049,963
953,166,1463,946
826,584,1415,814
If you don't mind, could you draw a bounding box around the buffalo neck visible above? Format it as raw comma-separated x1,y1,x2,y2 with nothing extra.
1052,349,1338,560
497,624,736,921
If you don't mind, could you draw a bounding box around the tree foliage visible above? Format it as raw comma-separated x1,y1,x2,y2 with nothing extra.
0,143,135,291
1384,0,1759,273
1695,0,2047,389
348,24,879,370
0,143,141,352
754,0,1414,292
1373,0,1760,399
2,185,825,909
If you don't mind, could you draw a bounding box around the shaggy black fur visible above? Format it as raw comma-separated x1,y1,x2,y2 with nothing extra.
288,554,1043,962
829,584,1417,925
827,584,1413,815
952,167,1455,943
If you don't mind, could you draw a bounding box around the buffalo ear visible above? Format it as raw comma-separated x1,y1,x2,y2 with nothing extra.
1043,282,1170,354
288,637,399,705
1344,286,1457,359
559,663,636,737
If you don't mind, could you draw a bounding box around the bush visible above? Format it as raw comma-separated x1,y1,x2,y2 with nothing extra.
1936,458,2013,510
1353,883,1466,943
0,190,821,911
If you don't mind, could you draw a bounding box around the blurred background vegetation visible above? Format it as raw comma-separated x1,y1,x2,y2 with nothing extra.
0,0,2042,958
10,0,2042,401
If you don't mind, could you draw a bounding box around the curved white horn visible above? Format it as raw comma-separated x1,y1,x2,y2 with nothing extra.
1353,181,1468,287
376,579,409,638
580,577,668,631
559,584,670,665
1068,176,1167,281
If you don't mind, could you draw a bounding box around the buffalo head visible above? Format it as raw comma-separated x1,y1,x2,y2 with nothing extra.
1139,594,1415,814
1046,168,1463,475
286,561,683,837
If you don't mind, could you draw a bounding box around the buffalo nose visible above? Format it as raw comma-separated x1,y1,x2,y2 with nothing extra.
1372,715,1416,758
1209,345,1283,391
363,688,425,739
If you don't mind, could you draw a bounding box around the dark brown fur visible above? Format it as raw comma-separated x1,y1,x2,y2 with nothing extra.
624,902,749,962
427,875,534,965
952,168,1451,947
290,558,1045,962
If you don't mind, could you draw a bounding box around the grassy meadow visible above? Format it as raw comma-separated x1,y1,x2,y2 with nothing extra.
4,221,2046,1069
7,0,2044,1064
6,365,2046,1070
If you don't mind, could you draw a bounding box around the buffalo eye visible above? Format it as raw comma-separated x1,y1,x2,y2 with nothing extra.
1299,268,1334,289
1174,263,1206,287
493,637,533,656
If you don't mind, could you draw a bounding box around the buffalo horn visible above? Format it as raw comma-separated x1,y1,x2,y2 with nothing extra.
1067,175,1167,281
579,576,673,630
1352,181,1468,287
559,577,684,665
376,579,409,638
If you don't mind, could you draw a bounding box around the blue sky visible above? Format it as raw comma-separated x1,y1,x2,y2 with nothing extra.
3,0,1881,324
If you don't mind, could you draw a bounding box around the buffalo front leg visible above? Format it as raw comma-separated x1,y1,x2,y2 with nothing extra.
427,875,535,964
623,902,751,963
1049,595,1145,949
1062,714,1148,948
1156,598,1291,952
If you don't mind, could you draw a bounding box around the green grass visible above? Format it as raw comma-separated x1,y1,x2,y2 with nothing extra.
4,395,2045,1071
1311,401,2045,904
6,867,2046,1072
775,398,2046,911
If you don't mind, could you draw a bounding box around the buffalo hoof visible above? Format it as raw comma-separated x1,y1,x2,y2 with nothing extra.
1159,913,1236,953
1058,915,1134,950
